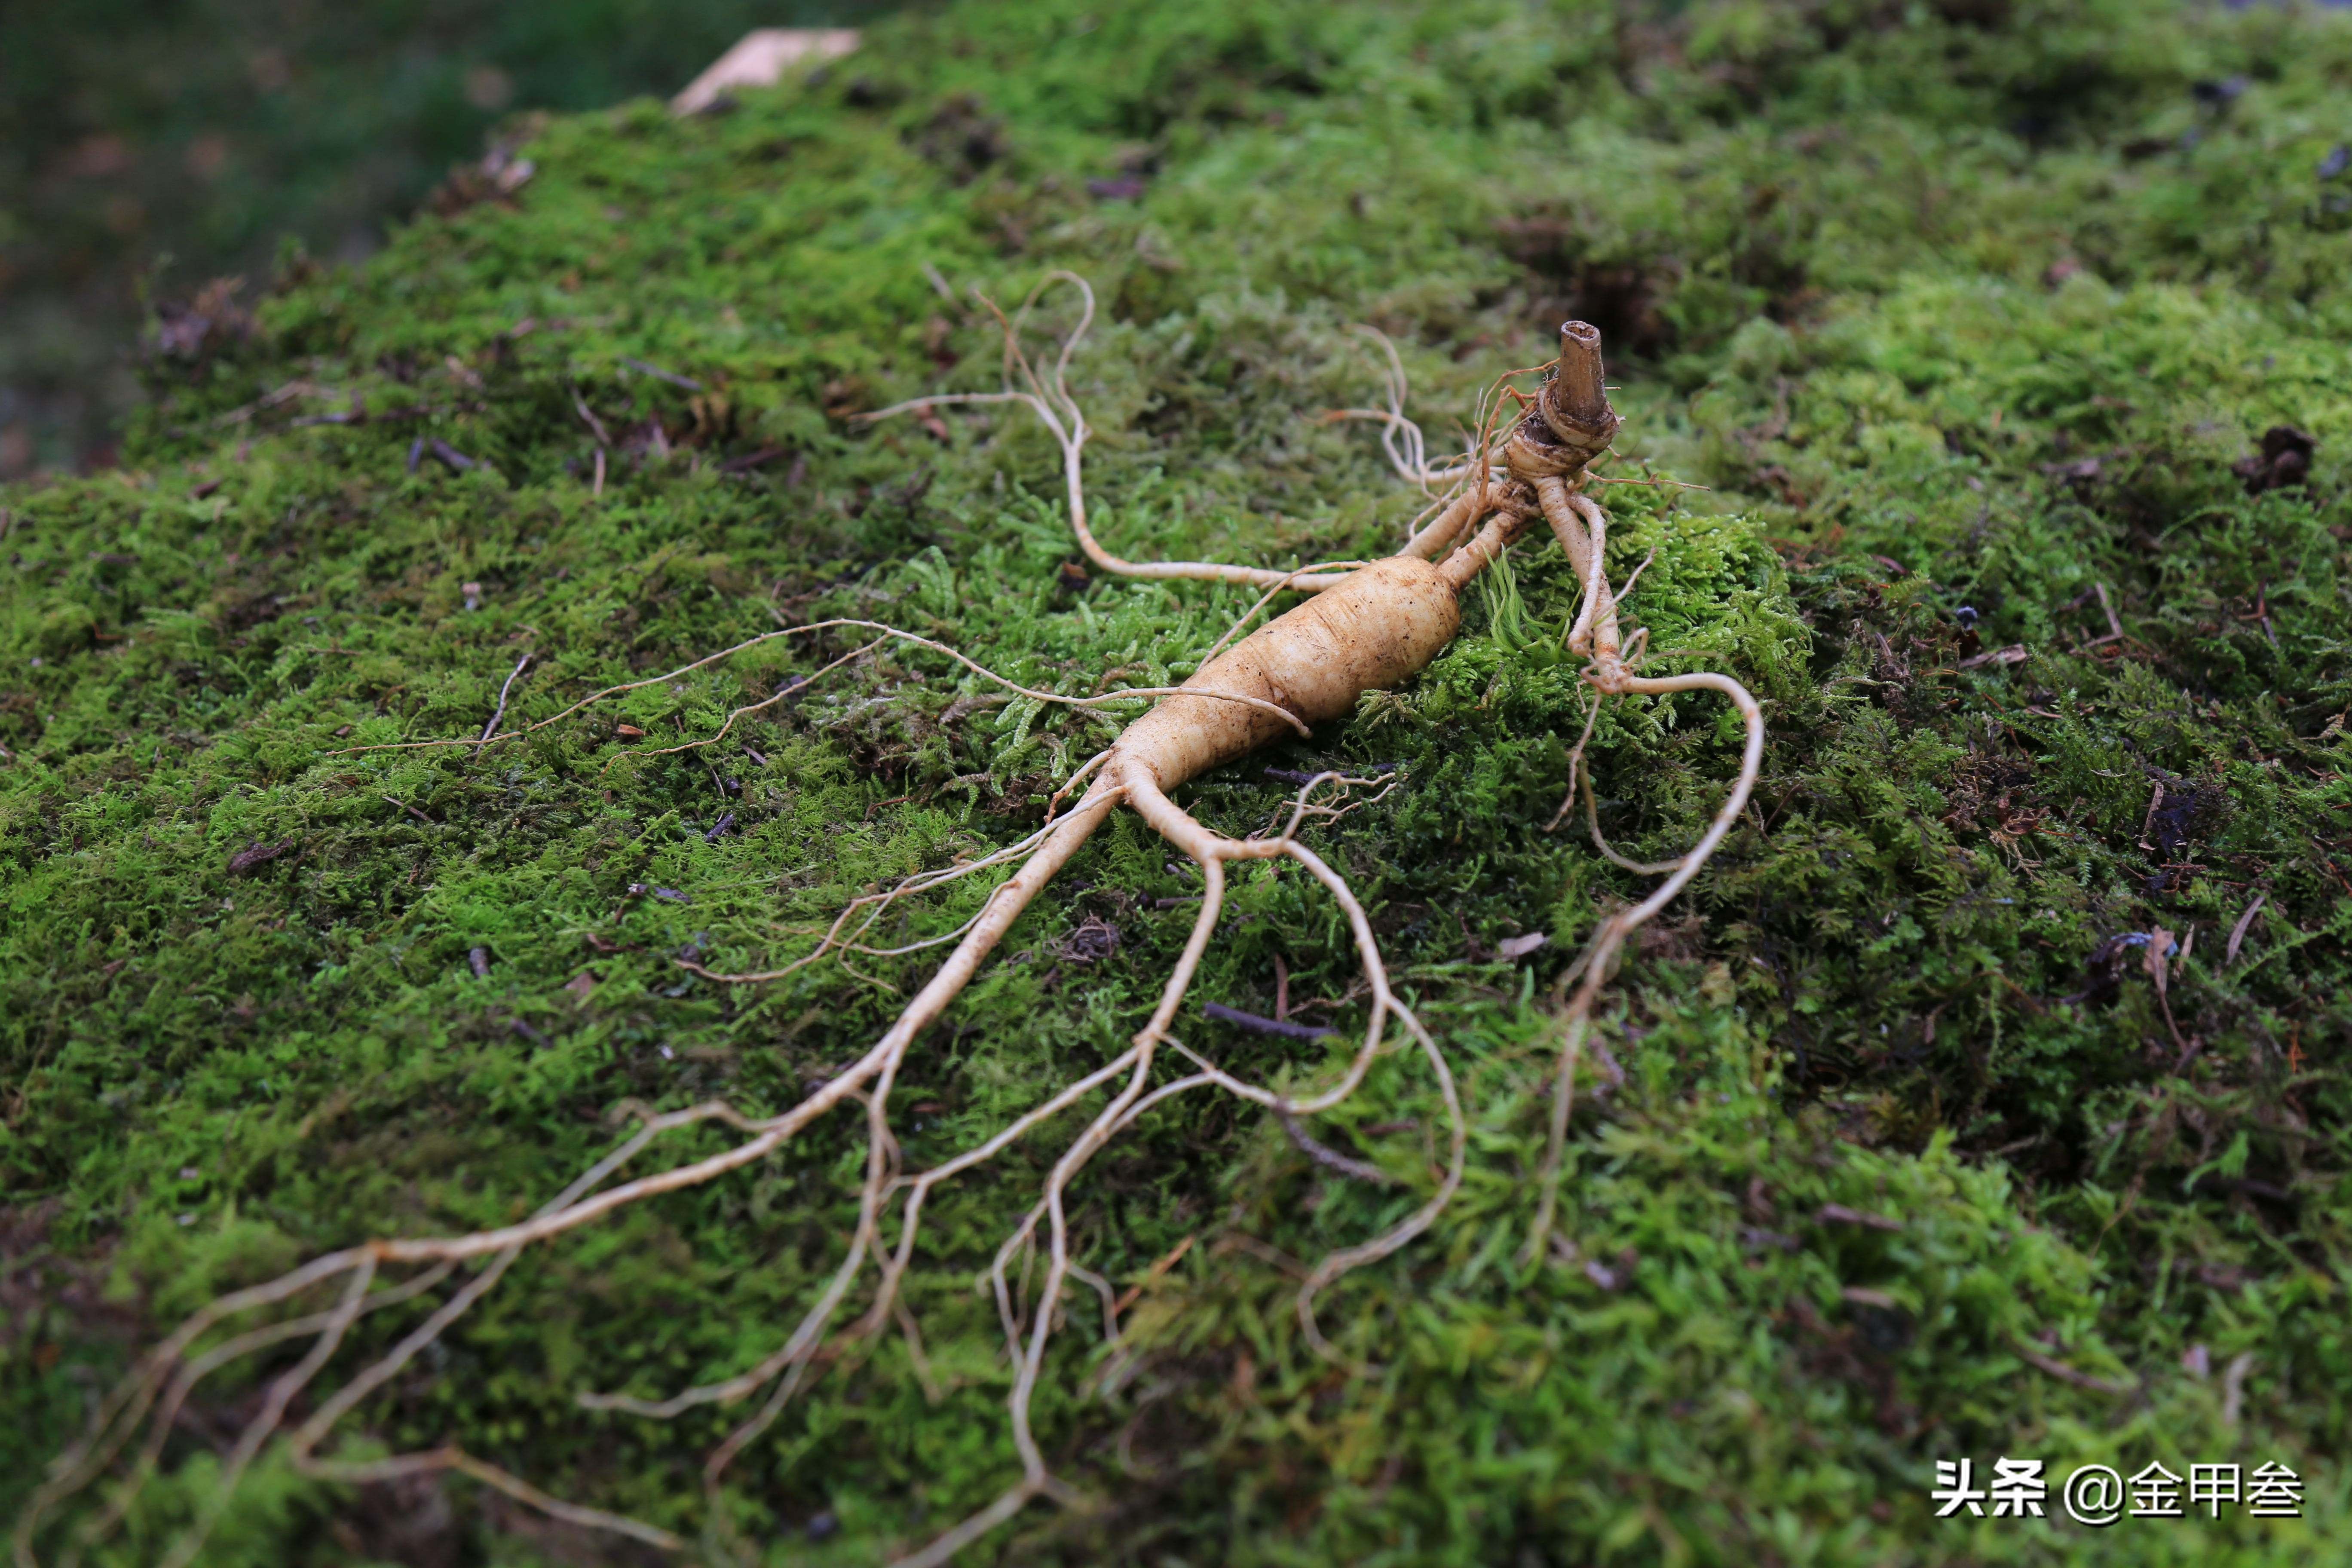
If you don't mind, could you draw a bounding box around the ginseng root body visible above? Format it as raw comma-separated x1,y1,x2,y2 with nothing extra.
1112,554,1461,788
19,297,1761,1568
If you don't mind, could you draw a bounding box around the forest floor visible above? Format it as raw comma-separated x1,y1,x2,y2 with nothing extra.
3,2,2348,1564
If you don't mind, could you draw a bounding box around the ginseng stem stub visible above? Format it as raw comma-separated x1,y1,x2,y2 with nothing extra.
1552,320,1612,426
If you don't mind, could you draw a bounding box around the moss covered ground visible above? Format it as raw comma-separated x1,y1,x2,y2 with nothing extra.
4,1,2350,1562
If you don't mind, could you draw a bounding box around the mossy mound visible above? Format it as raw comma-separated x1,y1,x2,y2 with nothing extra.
4,2,2349,1564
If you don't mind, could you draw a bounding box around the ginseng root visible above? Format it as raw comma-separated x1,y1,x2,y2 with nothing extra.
18,291,1761,1568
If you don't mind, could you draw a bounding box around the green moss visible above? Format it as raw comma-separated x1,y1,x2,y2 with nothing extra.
4,1,2349,1563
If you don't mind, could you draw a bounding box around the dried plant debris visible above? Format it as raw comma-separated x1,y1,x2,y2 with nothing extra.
5,2,2351,1564
145,278,256,368
2233,423,2318,494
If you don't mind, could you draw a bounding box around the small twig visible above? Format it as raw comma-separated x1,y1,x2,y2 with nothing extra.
1586,473,1710,491
1277,1112,1393,1185
717,445,791,474
2222,1351,2255,1427
481,654,533,743
1210,1233,1311,1280
863,793,913,823
2012,1335,2132,1396
1265,763,1394,785
383,797,434,827
622,356,702,391
288,393,368,429
1202,1002,1333,1041
570,386,614,447
211,380,318,428
2096,582,2123,639
1109,1235,1196,1317
226,836,298,876
2139,782,2164,848
2225,891,2266,964
2146,924,2193,1064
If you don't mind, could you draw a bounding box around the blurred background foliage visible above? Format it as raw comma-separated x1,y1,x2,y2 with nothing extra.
0,0,895,479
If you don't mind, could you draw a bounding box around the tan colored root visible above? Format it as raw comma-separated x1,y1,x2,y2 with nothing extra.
1317,326,1509,498
27,303,1764,1568
22,765,1456,1568
864,272,1405,595
677,553,1380,995
1108,554,1463,789
1512,455,1765,1268
591,766,1457,1565
18,767,1128,1565
329,615,1312,764
678,814,1066,987
17,1113,698,1568
896,765,1465,1566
